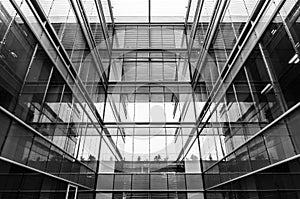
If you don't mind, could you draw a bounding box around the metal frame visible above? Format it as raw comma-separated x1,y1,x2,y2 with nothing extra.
12,0,123,161
71,0,110,85
66,184,78,199
194,0,273,138
0,156,92,190
184,0,193,28
107,0,115,28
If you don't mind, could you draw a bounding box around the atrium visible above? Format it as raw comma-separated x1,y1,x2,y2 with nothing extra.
0,0,300,198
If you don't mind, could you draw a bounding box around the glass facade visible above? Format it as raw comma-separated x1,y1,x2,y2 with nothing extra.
0,0,300,198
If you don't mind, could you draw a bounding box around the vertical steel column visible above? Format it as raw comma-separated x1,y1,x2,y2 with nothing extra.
184,0,193,29
107,0,115,28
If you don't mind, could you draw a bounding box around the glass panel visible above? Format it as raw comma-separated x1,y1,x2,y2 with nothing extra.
264,122,295,163
60,155,74,180
262,8,300,109
96,193,112,199
188,192,205,199
0,1,14,41
0,12,37,112
20,173,43,191
27,136,51,170
248,135,269,170
110,0,148,22
1,122,34,164
97,175,114,190
244,47,282,123
16,48,52,124
114,174,131,190
0,14,36,80
235,146,251,173
186,174,203,190
46,144,63,174
286,107,300,153
150,174,167,190
168,173,186,190
132,174,149,190
0,111,11,149
99,140,116,173
151,0,187,22
184,137,201,173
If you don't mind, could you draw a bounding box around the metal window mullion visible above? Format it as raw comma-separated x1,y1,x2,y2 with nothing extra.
202,101,300,174
22,0,107,129
193,0,229,85
17,44,39,99
11,0,111,162
0,2,20,50
77,115,88,161
231,83,249,144
148,0,151,24
218,24,230,61
46,0,55,17
189,0,219,53
243,66,265,130
106,0,115,28
56,4,72,41
226,5,240,45
0,105,96,176
279,2,300,55
194,0,276,135
94,0,112,53
63,96,77,154
184,0,193,28
37,66,54,123
31,0,108,127
0,156,92,190
188,0,204,51
258,42,288,112
231,84,244,123
72,0,109,85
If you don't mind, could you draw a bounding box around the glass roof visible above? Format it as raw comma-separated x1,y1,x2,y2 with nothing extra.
151,0,188,22
110,0,149,22
110,0,190,23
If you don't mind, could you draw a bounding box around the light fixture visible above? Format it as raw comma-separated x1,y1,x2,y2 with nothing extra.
261,83,272,95
288,53,299,64
9,51,18,58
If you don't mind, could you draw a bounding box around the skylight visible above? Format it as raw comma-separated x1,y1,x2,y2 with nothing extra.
109,0,190,23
